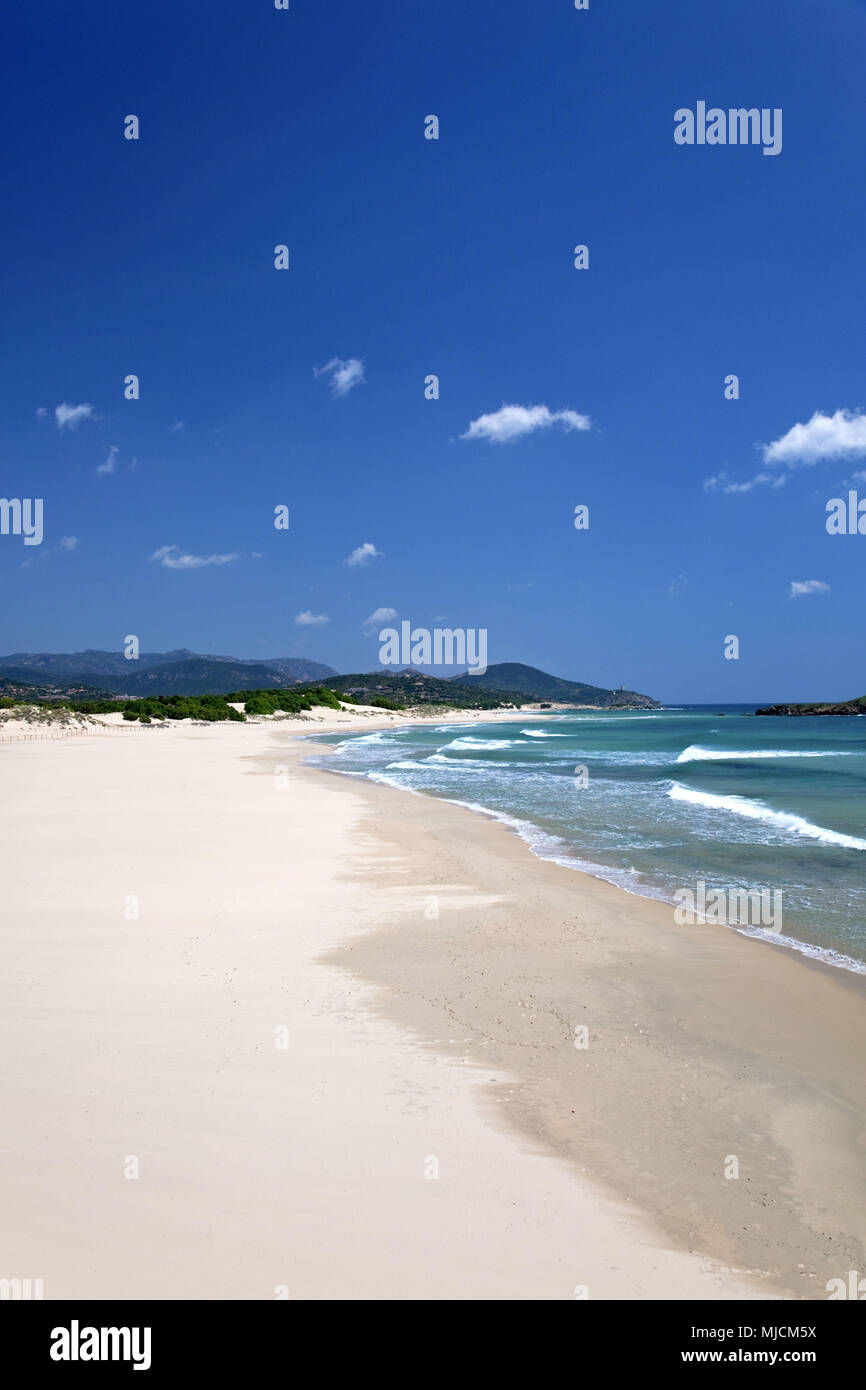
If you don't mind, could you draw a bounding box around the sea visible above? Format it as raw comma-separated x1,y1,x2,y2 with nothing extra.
304,705,866,973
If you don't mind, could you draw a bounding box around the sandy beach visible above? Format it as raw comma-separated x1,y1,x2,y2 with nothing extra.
1,708,864,1300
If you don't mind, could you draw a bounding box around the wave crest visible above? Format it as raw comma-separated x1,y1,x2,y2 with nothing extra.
669,782,866,850
676,744,841,763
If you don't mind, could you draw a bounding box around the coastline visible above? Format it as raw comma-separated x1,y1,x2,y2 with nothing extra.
289,717,866,1296
1,710,863,1299
304,708,866,981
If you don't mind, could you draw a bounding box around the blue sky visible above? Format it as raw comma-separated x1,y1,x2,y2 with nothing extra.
2,0,866,703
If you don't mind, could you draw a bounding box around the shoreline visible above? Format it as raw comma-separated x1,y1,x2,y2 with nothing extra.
302,715,866,983
303,715,866,996
285,717,866,1296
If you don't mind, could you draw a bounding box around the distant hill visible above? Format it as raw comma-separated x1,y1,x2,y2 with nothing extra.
0,651,659,706
258,656,337,681
1,660,291,698
0,650,337,691
451,663,661,709
0,649,199,678
319,671,529,709
0,674,116,702
109,659,290,697
756,695,866,716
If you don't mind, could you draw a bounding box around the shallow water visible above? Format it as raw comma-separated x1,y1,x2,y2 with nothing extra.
305,706,866,973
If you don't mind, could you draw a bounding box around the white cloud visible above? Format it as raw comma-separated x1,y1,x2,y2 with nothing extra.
461,403,591,444
705,409,866,494
295,611,331,626
170,421,185,432
764,409,866,467
59,535,79,551
35,407,48,419
703,470,786,494
55,402,97,431
345,541,382,567
363,606,397,631
789,579,830,599
150,545,239,570
96,445,119,476
315,357,365,397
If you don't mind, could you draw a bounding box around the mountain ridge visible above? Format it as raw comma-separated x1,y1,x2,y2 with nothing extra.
450,662,661,709
0,651,661,707
0,650,337,686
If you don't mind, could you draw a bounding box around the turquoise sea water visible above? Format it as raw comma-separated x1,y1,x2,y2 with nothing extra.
305,706,866,972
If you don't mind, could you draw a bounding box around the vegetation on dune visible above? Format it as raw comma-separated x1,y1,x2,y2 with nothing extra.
0,701,100,728
116,694,245,722
226,685,344,716
0,685,348,723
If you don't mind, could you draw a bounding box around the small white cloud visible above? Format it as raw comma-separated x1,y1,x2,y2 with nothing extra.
668,574,686,597
170,421,185,432
703,470,786,494
55,402,97,431
251,551,263,559
295,610,331,626
789,579,830,599
345,541,382,567
35,407,48,419
461,403,591,444
96,445,119,476
315,357,365,397
59,535,79,551
363,606,397,631
150,545,239,570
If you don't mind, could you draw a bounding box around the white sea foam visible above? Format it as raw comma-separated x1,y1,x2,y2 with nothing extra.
727,925,866,975
387,754,510,774
669,782,866,850
333,730,395,749
676,744,847,763
365,771,424,795
520,729,568,738
440,736,526,751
